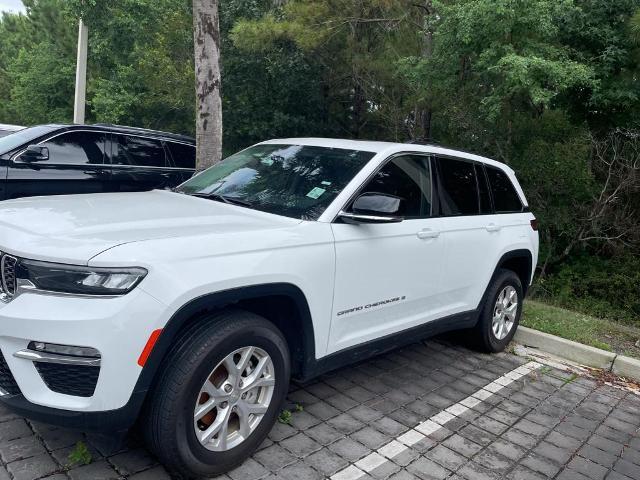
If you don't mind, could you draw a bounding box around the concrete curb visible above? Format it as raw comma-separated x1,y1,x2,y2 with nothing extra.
514,326,616,370
612,355,640,382
514,326,640,382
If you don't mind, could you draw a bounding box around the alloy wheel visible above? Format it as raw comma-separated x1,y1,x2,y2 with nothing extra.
193,346,275,452
492,285,518,340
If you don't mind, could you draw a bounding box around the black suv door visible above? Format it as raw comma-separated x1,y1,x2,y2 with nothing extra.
109,134,191,191
5,130,109,199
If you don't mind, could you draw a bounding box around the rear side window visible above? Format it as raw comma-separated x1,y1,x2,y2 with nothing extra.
112,134,167,168
486,166,523,213
166,142,196,169
437,157,479,215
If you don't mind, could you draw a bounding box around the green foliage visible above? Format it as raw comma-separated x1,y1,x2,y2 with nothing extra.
0,0,638,325
67,441,92,467
534,254,640,325
522,301,640,357
278,409,292,424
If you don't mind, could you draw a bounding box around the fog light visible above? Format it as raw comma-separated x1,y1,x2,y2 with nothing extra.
27,341,101,359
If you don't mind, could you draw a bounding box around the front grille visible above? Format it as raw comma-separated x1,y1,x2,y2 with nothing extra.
1,255,17,297
0,351,21,395
34,363,100,397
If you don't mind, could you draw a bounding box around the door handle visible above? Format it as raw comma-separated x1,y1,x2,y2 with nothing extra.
486,223,501,232
417,228,440,239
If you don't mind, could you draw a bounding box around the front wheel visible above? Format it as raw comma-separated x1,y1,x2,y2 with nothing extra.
474,269,523,352
143,310,290,478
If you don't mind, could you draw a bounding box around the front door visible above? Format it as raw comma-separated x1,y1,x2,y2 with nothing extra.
5,130,109,199
328,154,446,354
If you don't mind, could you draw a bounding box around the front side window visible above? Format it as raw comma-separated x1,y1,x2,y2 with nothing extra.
112,135,167,168
486,166,523,213
177,144,374,220
27,131,106,165
354,155,432,218
437,157,479,216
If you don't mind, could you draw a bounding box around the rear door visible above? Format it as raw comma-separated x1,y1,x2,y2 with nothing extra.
109,134,178,192
5,130,109,199
435,156,501,314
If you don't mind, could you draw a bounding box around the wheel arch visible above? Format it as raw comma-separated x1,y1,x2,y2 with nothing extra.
493,249,534,296
132,283,316,404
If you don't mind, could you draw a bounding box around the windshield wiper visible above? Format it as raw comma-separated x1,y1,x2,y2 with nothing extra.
191,192,254,208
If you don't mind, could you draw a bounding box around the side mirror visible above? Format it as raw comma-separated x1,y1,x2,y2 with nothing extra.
20,145,49,162
338,192,404,224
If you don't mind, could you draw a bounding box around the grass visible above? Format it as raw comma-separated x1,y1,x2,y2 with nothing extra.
522,300,640,359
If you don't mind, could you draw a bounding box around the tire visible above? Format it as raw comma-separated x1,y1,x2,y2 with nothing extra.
142,310,290,478
474,269,523,353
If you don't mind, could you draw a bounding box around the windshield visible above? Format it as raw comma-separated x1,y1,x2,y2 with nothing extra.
177,144,375,220
0,125,57,155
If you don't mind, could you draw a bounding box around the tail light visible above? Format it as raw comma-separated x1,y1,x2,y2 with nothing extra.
530,218,538,231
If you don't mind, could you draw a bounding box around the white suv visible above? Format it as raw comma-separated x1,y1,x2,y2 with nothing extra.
0,138,538,477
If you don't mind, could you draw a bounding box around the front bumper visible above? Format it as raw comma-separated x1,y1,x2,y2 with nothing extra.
0,288,166,417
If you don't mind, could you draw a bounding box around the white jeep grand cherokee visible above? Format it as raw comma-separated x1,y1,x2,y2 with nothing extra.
0,138,538,477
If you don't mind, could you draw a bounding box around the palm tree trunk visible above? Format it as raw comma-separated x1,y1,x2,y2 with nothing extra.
193,0,222,170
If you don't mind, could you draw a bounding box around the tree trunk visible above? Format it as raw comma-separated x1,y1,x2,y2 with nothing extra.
193,0,222,170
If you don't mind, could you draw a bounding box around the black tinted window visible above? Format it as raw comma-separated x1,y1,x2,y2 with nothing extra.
113,135,167,167
358,155,432,218
476,164,492,214
166,142,196,169
33,131,105,165
486,166,523,213
437,157,479,215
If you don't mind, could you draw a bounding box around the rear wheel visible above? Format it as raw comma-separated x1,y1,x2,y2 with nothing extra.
474,269,523,352
143,310,290,478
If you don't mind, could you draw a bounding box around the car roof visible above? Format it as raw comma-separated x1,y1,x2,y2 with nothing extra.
260,137,512,172
42,123,195,144
0,124,25,131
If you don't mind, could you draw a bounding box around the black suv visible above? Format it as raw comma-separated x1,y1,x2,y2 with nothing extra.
0,124,196,200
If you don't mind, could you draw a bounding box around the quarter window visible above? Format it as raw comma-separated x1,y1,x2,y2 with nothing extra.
437,157,479,215
112,135,167,168
486,166,523,213
31,131,105,165
356,155,432,219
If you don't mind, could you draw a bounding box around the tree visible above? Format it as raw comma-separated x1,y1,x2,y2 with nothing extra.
193,0,223,170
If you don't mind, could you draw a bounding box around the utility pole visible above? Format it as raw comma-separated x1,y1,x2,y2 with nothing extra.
73,19,88,124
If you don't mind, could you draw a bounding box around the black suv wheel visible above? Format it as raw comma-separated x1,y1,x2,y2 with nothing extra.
143,310,290,478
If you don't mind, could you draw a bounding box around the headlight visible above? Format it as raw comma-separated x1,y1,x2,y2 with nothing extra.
16,260,147,296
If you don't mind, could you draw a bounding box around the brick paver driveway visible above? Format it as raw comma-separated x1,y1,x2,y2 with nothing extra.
0,339,638,480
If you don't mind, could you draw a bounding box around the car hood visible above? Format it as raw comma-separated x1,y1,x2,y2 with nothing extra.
0,190,301,264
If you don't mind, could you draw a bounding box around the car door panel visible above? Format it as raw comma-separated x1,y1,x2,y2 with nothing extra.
109,134,175,192
435,157,501,314
328,154,446,354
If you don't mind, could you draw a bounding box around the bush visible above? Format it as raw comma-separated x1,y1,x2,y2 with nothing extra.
534,253,640,326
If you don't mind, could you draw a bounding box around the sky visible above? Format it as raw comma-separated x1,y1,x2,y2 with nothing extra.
0,0,25,14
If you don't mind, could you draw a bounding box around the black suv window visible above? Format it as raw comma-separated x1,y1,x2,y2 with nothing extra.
476,164,492,214
486,165,523,213
166,142,196,169
437,157,479,216
30,131,105,165
358,155,432,219
112,134,167,168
